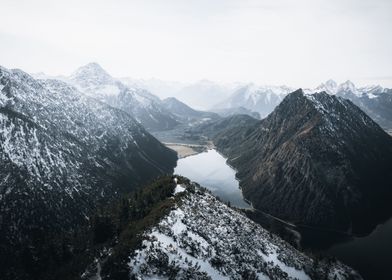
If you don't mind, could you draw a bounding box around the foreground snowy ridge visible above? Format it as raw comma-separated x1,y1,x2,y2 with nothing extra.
129,182,361,280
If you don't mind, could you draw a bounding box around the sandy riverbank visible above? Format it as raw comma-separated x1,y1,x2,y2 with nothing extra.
165,142,214,158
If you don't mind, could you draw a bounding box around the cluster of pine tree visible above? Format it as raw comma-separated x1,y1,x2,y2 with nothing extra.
2,176,179,280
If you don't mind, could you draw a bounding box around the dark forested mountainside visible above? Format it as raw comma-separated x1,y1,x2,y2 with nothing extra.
0,66,177,279
213,89,392,232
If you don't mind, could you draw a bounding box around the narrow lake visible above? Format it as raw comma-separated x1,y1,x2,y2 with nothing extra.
174,149,250,208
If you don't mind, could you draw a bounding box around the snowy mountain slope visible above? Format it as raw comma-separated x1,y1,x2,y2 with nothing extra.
129,180,362,280
0,65,177,278
69,63,179,131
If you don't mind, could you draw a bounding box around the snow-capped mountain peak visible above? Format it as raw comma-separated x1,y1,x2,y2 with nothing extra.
315,79,338,95
68,63,179,131
325,79,338,88
71,62,112,82
358,85,388,99
338,80,360,96
69,62,121,98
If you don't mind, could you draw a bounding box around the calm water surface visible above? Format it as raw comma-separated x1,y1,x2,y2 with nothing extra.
326,217,392,280
174,149,250,208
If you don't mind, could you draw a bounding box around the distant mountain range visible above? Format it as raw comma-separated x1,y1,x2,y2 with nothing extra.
210,89,392,231
34,63,228,132
317,80,392,130
34,67,392,130
120,75,392,131
121,77,239,110
0,65,177,278
215,80,392,130
213,83,293,118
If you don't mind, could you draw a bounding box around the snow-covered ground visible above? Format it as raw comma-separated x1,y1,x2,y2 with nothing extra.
129,183,361,280
173,184,186,195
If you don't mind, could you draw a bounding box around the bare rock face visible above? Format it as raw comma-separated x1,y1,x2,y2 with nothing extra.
214,89,392,231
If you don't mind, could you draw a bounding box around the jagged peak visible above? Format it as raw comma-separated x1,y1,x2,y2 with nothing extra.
70,62,112,81
337,80,362,97
325,79,337,87
277,88,346,117
339,80,356,89
163,96,181,103
284,88,305,98
314,79,338,95
75,62,105,71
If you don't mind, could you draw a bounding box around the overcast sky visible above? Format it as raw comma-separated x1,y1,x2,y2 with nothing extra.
1,0,391,87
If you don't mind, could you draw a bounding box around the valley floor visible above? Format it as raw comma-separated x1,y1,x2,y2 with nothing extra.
165,142,214,158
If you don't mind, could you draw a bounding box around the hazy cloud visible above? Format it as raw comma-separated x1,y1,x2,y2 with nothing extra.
0,0,391,87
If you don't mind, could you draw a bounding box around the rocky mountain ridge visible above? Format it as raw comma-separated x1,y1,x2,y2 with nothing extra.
128,178,362,280
212,89,392,232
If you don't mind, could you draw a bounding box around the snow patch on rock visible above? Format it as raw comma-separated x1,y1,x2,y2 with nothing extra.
174,184,186,195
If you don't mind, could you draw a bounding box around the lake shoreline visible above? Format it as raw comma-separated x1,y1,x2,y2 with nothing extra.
165,141,214,158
